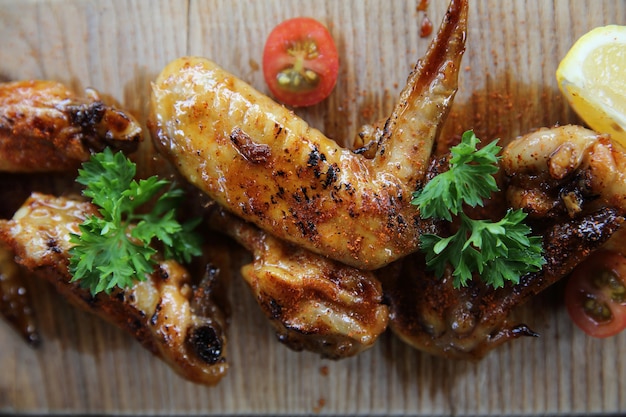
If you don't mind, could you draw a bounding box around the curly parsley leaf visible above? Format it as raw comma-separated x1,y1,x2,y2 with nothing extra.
68,148,203,295
412,130,501,221
411,130,545,289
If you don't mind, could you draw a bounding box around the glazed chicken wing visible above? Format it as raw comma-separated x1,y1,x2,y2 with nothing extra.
0,79,144,343
503,125,626,217
0,193,230,385
384,125,626,358
0,80,142,173
384,207,623,359
149,0,468,270
207,206,389,359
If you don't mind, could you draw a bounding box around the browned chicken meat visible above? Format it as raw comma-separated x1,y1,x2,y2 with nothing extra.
148,0,468,271
0,192,230,385
0,80,142,173
207,206,389,359
383,125,626,359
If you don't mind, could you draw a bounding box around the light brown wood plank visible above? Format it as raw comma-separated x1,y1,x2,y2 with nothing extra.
0,0,625,415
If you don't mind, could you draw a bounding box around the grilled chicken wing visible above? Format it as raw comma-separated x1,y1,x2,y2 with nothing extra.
0,80,142,173
384,207,623,359
207,206,388,359
0,193,229,385
0,80,143,343
149,0,467,270
503,125,626,218
384,125,626,358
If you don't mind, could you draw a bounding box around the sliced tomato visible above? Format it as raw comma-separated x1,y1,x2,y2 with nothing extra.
565,250,626,338
262,17,339,107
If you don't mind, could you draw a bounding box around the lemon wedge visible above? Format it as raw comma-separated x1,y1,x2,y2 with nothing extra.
556,25,626,146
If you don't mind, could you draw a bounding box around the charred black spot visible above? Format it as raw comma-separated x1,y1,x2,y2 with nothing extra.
268,298,282,319
274,123,283,138
307,146,326,167
157,266,169,281
188,325,223,364
68,101,106,129
322,165,338,189
397,214,406,226
330,190,343,204
301,187,310,202
46,238,62,253
150,300,163,326
295,220,318,237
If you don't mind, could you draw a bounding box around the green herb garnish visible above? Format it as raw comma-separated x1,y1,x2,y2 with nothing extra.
69,148,202,295
411,130,545,288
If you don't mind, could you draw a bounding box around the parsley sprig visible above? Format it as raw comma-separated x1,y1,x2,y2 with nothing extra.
412,131,545,288
69,148,202,295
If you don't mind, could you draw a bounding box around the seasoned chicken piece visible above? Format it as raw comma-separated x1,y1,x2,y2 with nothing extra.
149,0,468,270
208,206,389,359
0,244,39,346
0,80,142,172
0,193,230,385
0,80,142,340
502,125,626,218
384,125,626,358
384,207,623,359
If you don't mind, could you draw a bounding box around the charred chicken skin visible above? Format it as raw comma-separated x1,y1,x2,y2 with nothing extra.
0,193,230,385
0,80,142,173
384,125,626,358
149,0,468,270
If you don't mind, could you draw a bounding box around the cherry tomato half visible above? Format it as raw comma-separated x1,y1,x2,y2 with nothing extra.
565,250,626,338
262,17,339,107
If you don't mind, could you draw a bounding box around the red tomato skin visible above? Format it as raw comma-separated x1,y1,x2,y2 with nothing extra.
262,17,339,107
564,250,626,338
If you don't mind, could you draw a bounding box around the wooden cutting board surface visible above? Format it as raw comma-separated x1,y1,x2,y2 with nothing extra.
1,0,625,415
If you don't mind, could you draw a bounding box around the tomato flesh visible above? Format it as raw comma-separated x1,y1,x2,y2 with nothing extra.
565,250,626,338
262,17,339,107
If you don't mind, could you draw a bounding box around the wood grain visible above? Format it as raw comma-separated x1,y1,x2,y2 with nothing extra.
0,0,625,415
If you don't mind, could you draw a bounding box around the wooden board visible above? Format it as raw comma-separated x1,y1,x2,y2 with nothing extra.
1,0,625,415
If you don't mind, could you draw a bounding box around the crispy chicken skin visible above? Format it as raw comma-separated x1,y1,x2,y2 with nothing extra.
0,79,143,343
503,125,626,218
0,80,142,172
383,207,624,359
208,206,389,359
149,0,468,270
384,125,626,358
0,193,229,385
